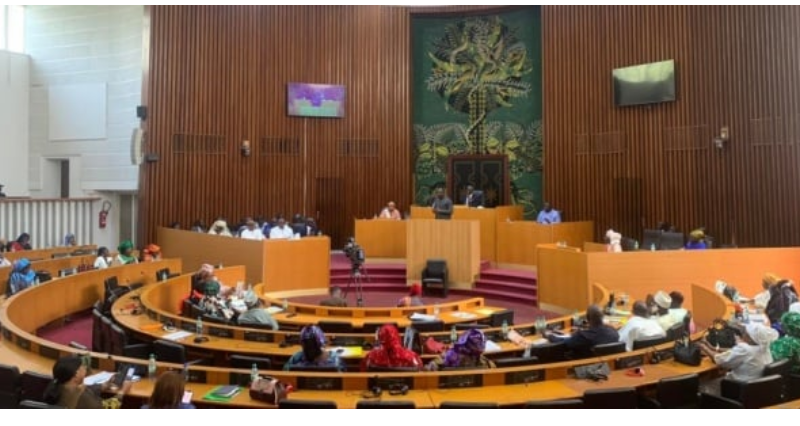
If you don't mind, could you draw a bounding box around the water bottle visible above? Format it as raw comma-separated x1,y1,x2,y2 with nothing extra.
523,344,532,359
148,354,157,380
633,240,639,251
572,311,581,328
450,326,458,343
433,304,441,316
501,320,509,338
742,306,750,323
183,362,190,382
282,299,289,311
196,316,203,337
650,243,656,251
250,363,259,384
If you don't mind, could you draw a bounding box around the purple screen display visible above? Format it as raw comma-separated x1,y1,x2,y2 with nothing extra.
287,83,345,118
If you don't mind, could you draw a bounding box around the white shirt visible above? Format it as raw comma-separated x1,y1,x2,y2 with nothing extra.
269,225,294,240
618,316,666,351
715,342,773,382
94,256,112,270
753,290,771,310
240,228,265,241
657,313,681,332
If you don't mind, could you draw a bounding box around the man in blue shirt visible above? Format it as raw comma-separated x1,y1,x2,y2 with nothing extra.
536,202,561,224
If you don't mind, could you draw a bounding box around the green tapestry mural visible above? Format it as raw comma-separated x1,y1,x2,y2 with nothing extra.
412,7,542,218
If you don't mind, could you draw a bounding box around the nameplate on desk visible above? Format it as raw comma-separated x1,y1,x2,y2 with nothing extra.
296,376,343,391
438,373,483,389
39,344,60,360
614,354,644,370
244,331,274,343
369,375,414,390
2,326,11,341
505,369,544,385
208,326,233,338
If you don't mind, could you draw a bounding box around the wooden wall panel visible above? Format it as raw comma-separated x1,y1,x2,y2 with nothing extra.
141,6,413,248
543,5,800,247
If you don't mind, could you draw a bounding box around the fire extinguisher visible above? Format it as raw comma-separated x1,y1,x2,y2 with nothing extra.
99,200,112,229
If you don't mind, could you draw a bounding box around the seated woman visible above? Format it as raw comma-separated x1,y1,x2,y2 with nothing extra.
44,356,132,409
142,244,162,262
426,328,496,371
766,279,799,327
397,283,423,307
685,229,708,250
64,233,77,247
94,247,113,270
142,371,195,409
114,240,139,266
188,264,232,318
361,324,423,371
9,232,32,252
8,258,36,295
208,219,233,237
283,325,346,372
698,323,778,385
753,273,781,311
771,311,800,374
236,291,279,330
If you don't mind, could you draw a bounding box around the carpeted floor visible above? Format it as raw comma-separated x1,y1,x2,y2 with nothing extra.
37,311,93,348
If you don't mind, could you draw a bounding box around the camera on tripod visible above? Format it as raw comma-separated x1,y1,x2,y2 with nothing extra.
343,237,365,274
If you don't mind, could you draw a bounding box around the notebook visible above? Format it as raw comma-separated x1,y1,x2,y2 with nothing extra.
212,385,241,399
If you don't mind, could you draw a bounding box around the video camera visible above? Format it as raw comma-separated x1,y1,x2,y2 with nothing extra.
343,237,365,273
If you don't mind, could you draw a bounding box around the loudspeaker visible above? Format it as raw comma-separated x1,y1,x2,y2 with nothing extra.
136,105,147,120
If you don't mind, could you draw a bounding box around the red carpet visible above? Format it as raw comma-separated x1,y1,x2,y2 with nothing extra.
37,311,93,348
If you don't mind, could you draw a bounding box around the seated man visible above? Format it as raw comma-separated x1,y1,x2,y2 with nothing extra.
208,219,233,237
239,219,265,241
618,301,666,351
319,286,348,308
536,202,561,224
463,185,484,207
291,214,307,237
236,292,279,330
379,201,402,220
305,217,320,236
545,304,619,359
653,291,681,332
269,217,294,240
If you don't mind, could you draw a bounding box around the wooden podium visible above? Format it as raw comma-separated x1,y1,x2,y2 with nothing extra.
354,219,407,258
409,205,523,261
496,221,594,266
406,219,480,288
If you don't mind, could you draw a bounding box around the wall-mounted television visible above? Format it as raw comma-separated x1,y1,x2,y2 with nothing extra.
287,83,345,118
613,59,676,107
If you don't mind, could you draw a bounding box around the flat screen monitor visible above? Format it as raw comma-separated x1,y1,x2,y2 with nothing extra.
613,59,676,107
660,232,685,250
287,83,345,118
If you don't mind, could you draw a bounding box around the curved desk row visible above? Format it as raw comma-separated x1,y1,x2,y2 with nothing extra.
0,261,730,408
0,254,96,294
2,244,97,263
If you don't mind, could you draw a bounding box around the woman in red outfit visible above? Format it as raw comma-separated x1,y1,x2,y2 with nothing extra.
361,324,422,371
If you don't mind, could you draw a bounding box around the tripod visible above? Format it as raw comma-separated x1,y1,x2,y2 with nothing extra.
344,263,371,307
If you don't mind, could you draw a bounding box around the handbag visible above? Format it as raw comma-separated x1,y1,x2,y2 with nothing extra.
249,377,289,405
705,319,738,349
573,362,610,381
673,336,701,366
423,336,446,354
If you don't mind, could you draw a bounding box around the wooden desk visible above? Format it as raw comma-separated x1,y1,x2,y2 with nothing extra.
0,254,96,296
406,219,480,287
2,245,97,263
354,219,407,258
496,221,594,267
157,228,330,293
410,205,523,262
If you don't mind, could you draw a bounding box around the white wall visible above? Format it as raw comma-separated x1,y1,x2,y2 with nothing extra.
26,5,143,196
0,51,30,197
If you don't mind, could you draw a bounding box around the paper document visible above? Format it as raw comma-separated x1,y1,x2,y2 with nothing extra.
450,312,477,320
529,338,550,346
265,306,284,315
484,340,502,353
163,330,193,341
409,313,437,322
83,371,114,386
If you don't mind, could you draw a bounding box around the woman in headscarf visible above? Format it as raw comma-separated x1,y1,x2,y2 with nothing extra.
64,233,77,247
94,247,113,270
684,229,707,250
283,325,346,372
361,324,423,371
43,356,131,409
186,264,231,317
766,279,799,326
142,244,161,262
114,240,138,265
753,273,781,311
397,283,423,307
9,232,32,251
698,322,778,383
8,258,37,295
426,328,496,371
208,219,232,237
770,311,800,374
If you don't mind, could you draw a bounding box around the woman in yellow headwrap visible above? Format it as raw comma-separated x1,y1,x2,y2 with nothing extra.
685,229,707,250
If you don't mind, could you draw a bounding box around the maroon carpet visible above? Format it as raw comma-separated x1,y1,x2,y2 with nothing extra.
37,311,93,348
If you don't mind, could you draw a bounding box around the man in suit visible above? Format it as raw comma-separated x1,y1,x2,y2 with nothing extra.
463,185,484,207
431,187,453,220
